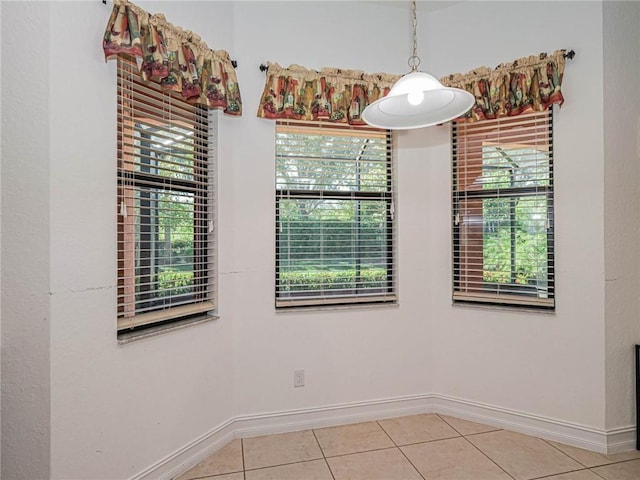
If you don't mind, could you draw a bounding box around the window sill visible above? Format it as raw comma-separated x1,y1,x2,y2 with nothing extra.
451,300,555,316
117,314,219,345
276,301,399,314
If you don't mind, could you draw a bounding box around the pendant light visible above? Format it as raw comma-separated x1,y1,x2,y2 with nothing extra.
362,0,474,130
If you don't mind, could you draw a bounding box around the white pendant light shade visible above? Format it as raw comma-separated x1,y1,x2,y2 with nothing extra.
361,0,475,130
362,72,475,130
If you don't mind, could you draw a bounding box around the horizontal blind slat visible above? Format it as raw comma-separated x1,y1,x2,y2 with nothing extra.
452,108,554,308
117,57,214,331
275,121,394,307
117,301,215,331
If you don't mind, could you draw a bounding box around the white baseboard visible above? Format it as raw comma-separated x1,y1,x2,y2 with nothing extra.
606,425,637,453
133,393,636,480
431,394,608,452
431,394,637,454
232,393,435,439
129,418,236,480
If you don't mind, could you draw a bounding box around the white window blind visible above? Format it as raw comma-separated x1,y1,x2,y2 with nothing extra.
452,108,555,308
276,122,395,308
117,58,215,332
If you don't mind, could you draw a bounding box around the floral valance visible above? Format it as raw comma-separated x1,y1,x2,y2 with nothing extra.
257,63,400,125
441,50,567,122
103,0,242,115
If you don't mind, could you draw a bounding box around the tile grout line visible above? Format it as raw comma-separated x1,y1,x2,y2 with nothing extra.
184,416,640,480
389,434,461,449
610,458,640,464
542,437,640,469
459,429,503,437
536,437,640,477
435,413,464,437
240,438,246,480
435,413,503,437
311,429,336,480
376,420,427,480
436,414,556,480
460,435,518,480
241,431,327,473
591,458,640,467
377,415,463,447
376,420,400,448
319,445,401,460
540,437,590,469
242,458,328,475
436,412,517,479
375,419,402,449
588,467,609,480
528,467,599,480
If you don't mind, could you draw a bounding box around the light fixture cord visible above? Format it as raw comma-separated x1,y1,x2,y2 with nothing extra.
408,0,421,72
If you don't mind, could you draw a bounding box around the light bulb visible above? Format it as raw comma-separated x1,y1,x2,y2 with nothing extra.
407,90,424,106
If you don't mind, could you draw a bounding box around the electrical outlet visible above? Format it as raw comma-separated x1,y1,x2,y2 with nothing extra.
294,369,305,388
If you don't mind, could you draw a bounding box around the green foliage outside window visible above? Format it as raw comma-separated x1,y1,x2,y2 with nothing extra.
276,129,392,299
135,125,201,301
481,146,550,289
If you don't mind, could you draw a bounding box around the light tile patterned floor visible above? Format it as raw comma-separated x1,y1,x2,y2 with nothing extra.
175,414,640,480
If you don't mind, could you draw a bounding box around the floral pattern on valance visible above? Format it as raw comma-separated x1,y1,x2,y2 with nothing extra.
441,50,567,122
103,0,242,115
257,63,400,125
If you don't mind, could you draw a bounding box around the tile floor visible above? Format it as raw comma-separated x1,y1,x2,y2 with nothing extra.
175,414,640,480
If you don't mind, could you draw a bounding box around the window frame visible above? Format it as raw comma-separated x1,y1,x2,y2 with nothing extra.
275,121,396,309
116,57,216,334
451,108,555,309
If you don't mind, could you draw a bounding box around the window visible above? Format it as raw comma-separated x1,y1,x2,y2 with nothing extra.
117,58,215,333
275,122,395,308
452,109,554,308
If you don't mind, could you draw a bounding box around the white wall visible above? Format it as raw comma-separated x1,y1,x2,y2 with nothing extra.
426,1,608,428
1,3,52,479
603,0,640,431
1,1,628,479
226,0,611,433
227,0,433,418
47,2,237,479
